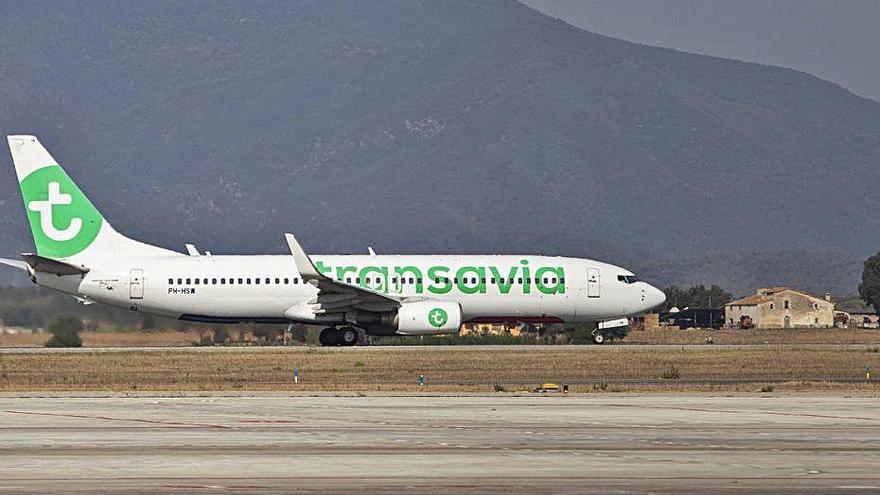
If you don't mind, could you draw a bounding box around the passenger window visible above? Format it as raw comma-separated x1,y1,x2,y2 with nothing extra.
220,278,226,285
435,277,440,284
284,278,289,284
194,279,200,285
168,278,174,285
186,278,191,285
294,278,299,284
212,278,217,285
410,278,415,284
275,278,280,284
518,278,522,284
177,278,183,285
238,278,243,284
346,278,351,283
203,278,208,285
255,278,260,285
265,278,270,284
560,278,565,284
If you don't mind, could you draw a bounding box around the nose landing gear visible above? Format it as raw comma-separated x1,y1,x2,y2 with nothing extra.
319,326,361,346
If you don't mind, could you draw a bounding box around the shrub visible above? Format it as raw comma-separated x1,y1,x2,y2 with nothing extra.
493,382,506,392
761,385,775,393
212,326,229,345
45,317,83,348
660,364,681,380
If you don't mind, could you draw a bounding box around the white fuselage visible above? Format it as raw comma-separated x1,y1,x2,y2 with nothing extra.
37,253,665,327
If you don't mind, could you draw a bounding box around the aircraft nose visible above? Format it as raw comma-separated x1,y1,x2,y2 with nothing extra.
644,284,666,310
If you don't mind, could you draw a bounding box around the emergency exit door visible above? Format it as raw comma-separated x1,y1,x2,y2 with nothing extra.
587,268,600,298
130,269,144,299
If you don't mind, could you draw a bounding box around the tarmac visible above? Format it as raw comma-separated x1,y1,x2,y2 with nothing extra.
1,394,879,494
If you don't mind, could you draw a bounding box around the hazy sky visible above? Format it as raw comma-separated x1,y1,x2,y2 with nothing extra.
522,0,880,102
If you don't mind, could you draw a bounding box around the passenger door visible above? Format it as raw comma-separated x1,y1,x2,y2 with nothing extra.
586,268,600,298
129,268,144,300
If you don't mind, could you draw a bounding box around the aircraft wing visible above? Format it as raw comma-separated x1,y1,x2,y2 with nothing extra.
284,233,402,320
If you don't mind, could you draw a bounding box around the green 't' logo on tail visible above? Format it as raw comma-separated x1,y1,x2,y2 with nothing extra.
19,166,103,258
428,308,448,328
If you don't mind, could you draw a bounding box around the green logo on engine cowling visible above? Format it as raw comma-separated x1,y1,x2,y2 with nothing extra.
429,308,448,328
19,165,103,259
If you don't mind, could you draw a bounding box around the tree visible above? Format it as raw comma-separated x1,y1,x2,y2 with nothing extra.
661,285,732,311
858,253,880,315
45,317,83,348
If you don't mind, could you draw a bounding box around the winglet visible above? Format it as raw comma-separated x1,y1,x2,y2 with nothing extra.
368,246,376,256
185,244,201,256
285,233,322,280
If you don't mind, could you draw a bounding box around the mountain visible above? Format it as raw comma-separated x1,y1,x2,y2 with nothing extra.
1,0,878,295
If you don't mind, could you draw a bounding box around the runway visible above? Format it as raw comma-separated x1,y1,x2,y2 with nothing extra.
1,395,879,494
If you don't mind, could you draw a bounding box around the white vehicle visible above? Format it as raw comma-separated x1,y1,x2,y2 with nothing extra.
1,136,665,345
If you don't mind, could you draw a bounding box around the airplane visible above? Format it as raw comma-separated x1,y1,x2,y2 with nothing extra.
0,135,665,345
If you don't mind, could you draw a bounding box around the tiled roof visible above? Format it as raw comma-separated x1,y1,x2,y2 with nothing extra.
725,294,771,306
759,286,792,294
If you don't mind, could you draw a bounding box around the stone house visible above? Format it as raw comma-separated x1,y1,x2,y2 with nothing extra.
724,287,834,329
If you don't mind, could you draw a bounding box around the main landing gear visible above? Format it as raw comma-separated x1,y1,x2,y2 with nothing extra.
319,326,360,346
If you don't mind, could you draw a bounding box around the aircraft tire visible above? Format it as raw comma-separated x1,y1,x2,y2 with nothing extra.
319,327,338,346
339,327,358,346
592,333,606,345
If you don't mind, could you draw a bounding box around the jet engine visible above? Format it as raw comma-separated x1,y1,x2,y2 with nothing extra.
396,301,462,335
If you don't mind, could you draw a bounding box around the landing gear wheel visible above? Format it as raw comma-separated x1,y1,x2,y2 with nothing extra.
592,333,606,345
319,327,337,346
339,327,358,346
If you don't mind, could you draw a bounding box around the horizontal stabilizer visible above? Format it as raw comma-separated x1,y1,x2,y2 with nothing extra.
21,253,89,276
0,258,31,273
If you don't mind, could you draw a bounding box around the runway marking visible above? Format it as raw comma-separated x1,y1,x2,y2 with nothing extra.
2,410,230,429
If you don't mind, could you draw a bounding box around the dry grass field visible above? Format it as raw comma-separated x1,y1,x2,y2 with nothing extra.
3,327,880,348
1,346,878,393
625,327,880,345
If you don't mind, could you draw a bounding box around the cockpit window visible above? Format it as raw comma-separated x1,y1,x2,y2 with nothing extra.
617,275,640,284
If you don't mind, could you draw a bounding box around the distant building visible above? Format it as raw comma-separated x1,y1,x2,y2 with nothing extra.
835,300,880,329
724,287,834,329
